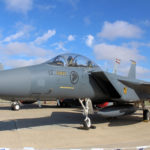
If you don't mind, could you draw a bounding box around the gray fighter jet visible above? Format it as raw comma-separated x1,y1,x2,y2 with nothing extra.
0,53,150,129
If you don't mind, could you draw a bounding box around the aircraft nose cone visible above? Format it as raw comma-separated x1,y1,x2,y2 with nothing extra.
0,68,31,97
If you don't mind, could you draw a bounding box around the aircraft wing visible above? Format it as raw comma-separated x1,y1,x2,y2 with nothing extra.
119,79,150,94
91,71,150,100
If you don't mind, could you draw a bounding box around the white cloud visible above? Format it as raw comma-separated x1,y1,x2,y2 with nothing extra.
0,42,55,68
94,43,144,63
142,20,150,26
68,35,75,41
123,41,150,49
99,21,143,40
52,42,67,51
4,58,48,68
34,30,56,45
136,66,150,80
137,66,150,76
116,63,150,80
16,23,34,33
3,31,24,43
112,62,150,80
86,35,94,47
0,42,54,58
0,24,34,43
4,0,33,14
0,28,57,68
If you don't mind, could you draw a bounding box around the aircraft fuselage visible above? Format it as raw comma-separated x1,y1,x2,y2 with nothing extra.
0,63,105,101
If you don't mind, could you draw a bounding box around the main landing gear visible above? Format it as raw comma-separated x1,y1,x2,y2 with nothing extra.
79,98,96,130
11,101,20,111
141,101,150,122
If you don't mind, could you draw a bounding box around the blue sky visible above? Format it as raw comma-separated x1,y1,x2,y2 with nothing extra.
0,0,150,79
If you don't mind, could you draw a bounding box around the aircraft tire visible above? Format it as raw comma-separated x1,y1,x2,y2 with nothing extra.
11,103,20,111
143,109,150,121
83,118,91,130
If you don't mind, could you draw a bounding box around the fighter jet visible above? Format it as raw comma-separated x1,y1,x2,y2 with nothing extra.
0,53,150,129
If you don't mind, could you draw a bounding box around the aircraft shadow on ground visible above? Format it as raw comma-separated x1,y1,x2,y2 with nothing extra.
0,111,143,131
89,113,142,127
0,104,59,110
0,104,81,110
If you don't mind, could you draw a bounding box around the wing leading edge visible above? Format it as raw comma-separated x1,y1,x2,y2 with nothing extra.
119,79,150,96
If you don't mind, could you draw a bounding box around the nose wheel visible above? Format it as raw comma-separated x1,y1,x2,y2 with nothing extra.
83,117,91,129
11,101,20,111
79,98,95,130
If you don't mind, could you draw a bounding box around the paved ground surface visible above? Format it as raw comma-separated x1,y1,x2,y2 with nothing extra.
0,101,150,149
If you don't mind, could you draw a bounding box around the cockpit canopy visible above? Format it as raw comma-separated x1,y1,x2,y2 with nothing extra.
47,53,98,68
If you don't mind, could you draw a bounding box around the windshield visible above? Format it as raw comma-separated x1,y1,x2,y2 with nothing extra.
47,53,98,68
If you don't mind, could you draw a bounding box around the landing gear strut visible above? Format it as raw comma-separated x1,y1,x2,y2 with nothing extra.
57,99,63,107
141,101,150,122
79,98,95,130
11,101,20,111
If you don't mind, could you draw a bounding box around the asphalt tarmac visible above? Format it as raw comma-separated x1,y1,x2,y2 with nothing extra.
0,101,150,150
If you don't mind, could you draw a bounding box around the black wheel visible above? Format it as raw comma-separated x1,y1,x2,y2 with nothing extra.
11,105,14,110
83,118,91,130
143,109,149,121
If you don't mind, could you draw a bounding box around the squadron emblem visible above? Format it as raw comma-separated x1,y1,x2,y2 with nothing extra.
70,71,79,84
124,87,127,94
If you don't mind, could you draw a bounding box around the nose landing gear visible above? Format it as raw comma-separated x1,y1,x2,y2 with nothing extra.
141,101,150,122
11,101,20,111
79,98,96,130
143,109,150,122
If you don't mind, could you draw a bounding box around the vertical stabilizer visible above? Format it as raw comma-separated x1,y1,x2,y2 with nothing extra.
0,63,3,71
128,60,136,79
